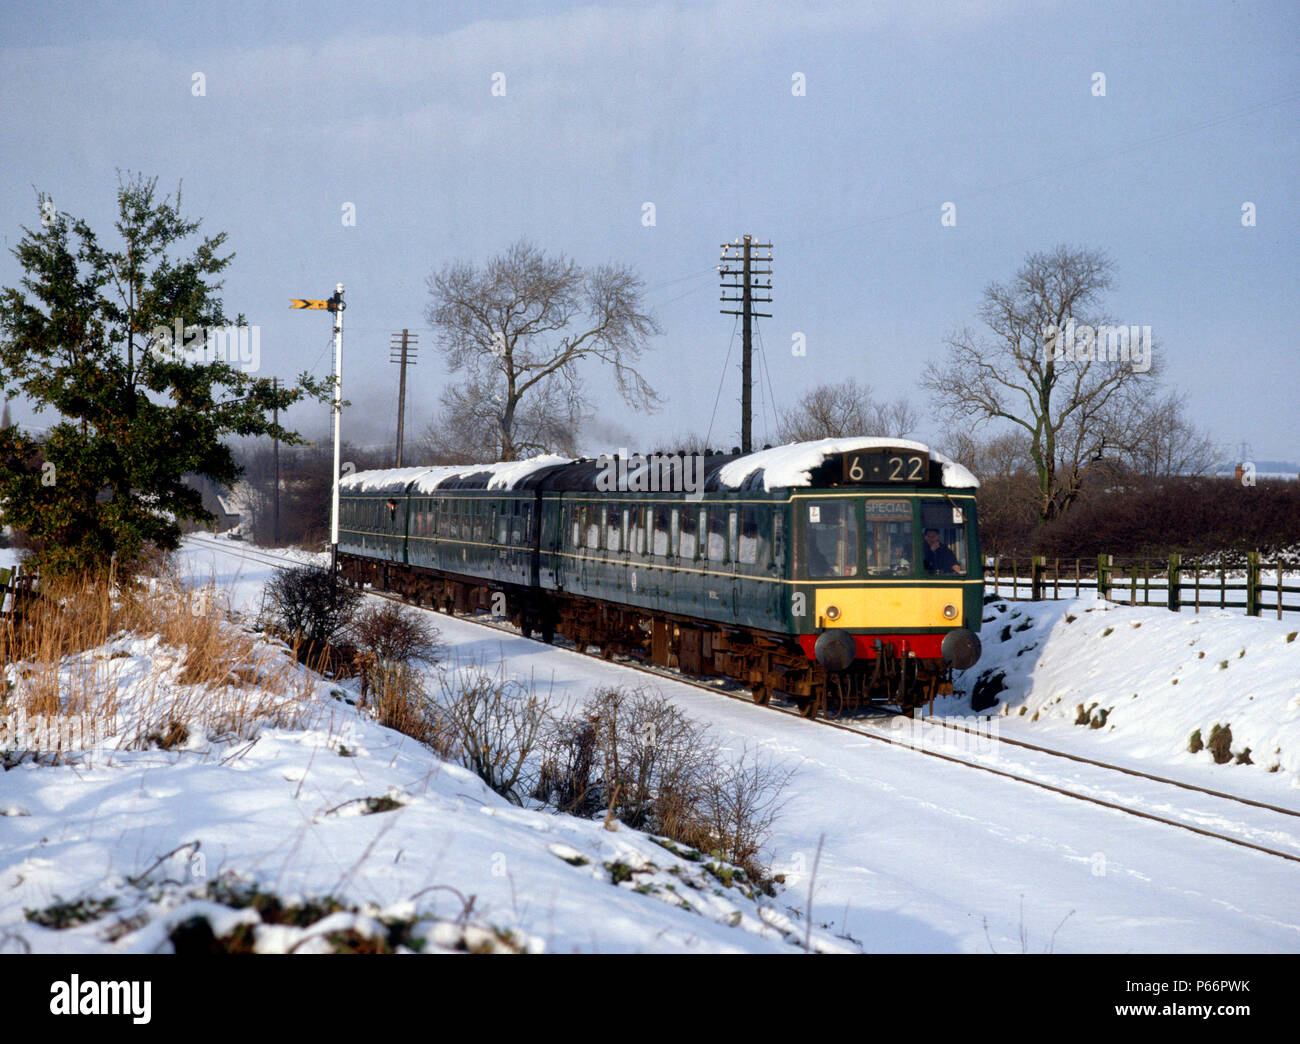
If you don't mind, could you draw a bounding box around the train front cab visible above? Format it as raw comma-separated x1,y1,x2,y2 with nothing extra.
792,491,983,679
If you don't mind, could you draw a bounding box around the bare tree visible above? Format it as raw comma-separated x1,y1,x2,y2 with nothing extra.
420,377,581,465
425,239,661,461
922,246,1157,523
1121,390,1220,478
775,379,919,443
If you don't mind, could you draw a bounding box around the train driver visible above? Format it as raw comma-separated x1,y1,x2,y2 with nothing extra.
923,527,962,574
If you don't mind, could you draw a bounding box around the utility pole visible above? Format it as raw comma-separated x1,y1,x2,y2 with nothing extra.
272,376,280,545
719,235,772,453
389,329,419,468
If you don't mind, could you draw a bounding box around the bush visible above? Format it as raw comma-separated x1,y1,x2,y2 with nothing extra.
534,711,601,816
434,665,552,804
262,566,361,654
536,686,792,881
350,601,441,672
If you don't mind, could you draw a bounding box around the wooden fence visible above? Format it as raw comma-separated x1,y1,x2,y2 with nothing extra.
986,553,1300,619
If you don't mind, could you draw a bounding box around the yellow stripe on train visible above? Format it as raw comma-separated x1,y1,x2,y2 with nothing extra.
815,586,964,629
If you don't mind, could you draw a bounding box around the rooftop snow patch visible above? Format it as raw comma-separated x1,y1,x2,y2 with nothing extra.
339,455,572,494
716,438,979,491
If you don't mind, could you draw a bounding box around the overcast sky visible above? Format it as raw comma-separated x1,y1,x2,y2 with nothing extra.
2,0,1296,465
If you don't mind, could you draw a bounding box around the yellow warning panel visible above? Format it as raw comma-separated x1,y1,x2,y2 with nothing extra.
814,586,962,629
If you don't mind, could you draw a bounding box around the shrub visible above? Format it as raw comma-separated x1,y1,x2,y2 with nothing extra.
539,686,793,882
434,665,551,804
349,601,441,699
534,711,601,816
262,566,361,654
696,744,793,877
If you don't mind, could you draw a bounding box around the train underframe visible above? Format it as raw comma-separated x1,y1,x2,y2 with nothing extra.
338,554,954,717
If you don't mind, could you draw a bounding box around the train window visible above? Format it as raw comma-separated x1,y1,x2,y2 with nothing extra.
862,500,913,576
678,506,698,560
629,507,646,555
738,506,762,565
585,504,602,550
707,508,728,563
804,500,857,578
651,505,672,557
621,508,630,552
606,504,621,552
773,513,784,567
496,506,508,545
921,501,968,576
728,510,740,564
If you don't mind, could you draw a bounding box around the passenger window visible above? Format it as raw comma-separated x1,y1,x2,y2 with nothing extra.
804,500,857,578
678,506,698,560
707,509,728,563
651,505,672,557
606,504,622,552
630,507,646,555
738,506,761,565
585,504,601,549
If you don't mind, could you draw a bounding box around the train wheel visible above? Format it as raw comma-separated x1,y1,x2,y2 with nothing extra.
797,696,820,719
751,683,771,706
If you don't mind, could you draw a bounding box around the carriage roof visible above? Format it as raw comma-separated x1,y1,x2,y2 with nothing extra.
337,438,979,496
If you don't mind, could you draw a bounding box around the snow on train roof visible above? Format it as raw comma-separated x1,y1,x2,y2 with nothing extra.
338,455,572,494
338,440,978,494
716,438,979,490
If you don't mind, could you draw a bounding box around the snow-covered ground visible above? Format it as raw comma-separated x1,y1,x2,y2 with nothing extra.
956,597,1300,788
3,535,1299,953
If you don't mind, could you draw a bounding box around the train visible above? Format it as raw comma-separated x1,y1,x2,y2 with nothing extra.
336,437,983,717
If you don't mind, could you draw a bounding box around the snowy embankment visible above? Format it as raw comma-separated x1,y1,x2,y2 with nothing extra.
0,549,846,954
952,596,1300,789
6,536,1300,953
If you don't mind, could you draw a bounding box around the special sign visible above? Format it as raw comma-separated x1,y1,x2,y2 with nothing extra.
840,450,930,485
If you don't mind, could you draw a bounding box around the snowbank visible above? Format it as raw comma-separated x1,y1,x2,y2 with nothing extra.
953,595,1300,786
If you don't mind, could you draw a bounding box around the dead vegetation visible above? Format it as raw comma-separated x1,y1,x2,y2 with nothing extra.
0,565,315,756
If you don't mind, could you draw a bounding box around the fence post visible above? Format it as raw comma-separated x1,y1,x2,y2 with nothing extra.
1246,551,1260,617
1031,555,1045,601
1097,553,1112,601
1167,553,1181,612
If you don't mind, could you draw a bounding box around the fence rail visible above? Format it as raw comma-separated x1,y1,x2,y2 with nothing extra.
986,552,1300,619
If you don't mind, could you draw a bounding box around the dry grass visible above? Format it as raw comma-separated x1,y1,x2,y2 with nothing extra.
0,564,316,756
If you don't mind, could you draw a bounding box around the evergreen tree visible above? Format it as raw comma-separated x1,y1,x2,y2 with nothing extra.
0,173,327,575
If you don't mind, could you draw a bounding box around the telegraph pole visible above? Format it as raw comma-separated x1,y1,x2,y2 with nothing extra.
719,235,772,452
389,329,419,468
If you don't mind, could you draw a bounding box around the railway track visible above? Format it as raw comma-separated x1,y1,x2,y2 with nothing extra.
186,534,1300,866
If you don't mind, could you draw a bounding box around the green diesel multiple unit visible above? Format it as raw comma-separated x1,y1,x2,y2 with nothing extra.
337,439,983,716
